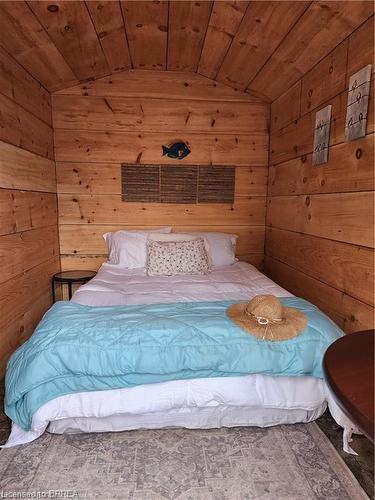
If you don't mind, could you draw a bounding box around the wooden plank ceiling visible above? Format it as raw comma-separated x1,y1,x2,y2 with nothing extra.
0,0,372,99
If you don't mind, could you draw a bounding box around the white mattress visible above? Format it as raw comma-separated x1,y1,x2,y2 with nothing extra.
4,262,356,449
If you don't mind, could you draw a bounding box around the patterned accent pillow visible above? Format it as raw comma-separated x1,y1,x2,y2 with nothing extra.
146,238,211,276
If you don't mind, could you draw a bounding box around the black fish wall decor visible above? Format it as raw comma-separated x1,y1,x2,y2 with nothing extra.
162,142,191,160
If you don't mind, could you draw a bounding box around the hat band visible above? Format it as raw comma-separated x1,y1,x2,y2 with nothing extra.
244,308,283,326
244,308,283,341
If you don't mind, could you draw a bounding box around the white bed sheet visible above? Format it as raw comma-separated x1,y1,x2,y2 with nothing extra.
4,262,357,449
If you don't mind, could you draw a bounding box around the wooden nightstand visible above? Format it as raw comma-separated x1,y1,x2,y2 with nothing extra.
52,270,97,302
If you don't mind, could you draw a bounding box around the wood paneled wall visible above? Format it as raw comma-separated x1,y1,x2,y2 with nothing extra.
52,70,269,271
265,16,374,333
0,47,60,374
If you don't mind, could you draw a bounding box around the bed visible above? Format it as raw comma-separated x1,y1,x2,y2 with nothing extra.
3,260,357,450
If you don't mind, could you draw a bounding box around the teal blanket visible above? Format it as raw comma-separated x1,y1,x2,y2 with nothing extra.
5,298,343,430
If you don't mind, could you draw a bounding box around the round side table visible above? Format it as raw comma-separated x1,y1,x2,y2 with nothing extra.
52,270,97,302
323,329,374,442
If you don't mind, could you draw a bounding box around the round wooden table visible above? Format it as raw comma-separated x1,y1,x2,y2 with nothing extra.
52,270,97,302
323,330,374,442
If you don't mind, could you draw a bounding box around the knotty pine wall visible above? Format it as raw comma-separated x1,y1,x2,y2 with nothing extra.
265,16,374,333
0,47,60,374
52,71,269,271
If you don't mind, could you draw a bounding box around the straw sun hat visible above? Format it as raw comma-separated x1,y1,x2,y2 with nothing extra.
226,295,307,341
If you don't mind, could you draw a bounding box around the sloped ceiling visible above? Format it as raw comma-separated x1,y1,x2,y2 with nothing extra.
0,0,373,100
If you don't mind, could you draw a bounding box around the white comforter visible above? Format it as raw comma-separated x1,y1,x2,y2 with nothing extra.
4,262,357,450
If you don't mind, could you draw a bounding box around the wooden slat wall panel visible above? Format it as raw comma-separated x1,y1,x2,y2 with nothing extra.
270,81,301,132
28,1,109,82
267,192,374,248
0,225,59,284
54,69,262,102
270,81,374,165
0,189,58,236
347,16,374,83
0,1,78,91
0,141,56,193
264,257,374,334
266,228,374,306
52,95,267,134
56,163,267,196
0,49,60,374
0,93,54,160
59,225,265,256
60,253,264,273
300,40,348,116
198,1,249,80
55,129,268,166
53,70,268,272
0,257,59,370
58,194,266,226
217,1,310,91
264,16,375,332
85,1,131,74
0,46,52,126
121,0,168,70
268,134,374,196
168,1,213,72
248,1,374,101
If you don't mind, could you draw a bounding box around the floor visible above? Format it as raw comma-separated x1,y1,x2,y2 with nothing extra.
0,380,373,499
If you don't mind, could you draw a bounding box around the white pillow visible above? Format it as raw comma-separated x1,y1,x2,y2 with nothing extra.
186,232,238,267
146,239,211,276
148,233,197,242
103,227,172,268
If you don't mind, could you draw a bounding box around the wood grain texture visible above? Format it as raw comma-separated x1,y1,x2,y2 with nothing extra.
217,1,310,91
121,0,168,70
56,163,267,196
264,257,374,334
0,190,58,236
0,1,78,91
0,93,54,160
270,81,301,132
265,15,374,332
59,253,264,273
268,134,374,196
28,0,109,82
0,225,59,284
54,69,262,102
54,129,268,166
86,0,131,74
0,54,60,373
347,15,374,83
58,194,266,226
0,257,59,374
52,95,268,134
0,46,51,126
267,191,374,248
249,1,374,100
168,0,213,72
270,81,374,166
300,40,348,116
266,227,374,305
54,69,268,276
59,225,265,256
0,141,56,192
197,0,249,79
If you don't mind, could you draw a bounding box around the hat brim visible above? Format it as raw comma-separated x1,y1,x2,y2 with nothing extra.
226,302,307,341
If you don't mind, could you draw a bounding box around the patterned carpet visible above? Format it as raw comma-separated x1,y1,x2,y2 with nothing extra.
0,422,368,500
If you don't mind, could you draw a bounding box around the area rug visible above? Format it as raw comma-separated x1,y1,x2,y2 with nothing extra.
0,423,368,500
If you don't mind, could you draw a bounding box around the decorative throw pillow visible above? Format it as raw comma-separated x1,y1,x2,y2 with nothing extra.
146,238,211,276
103,227,172,268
